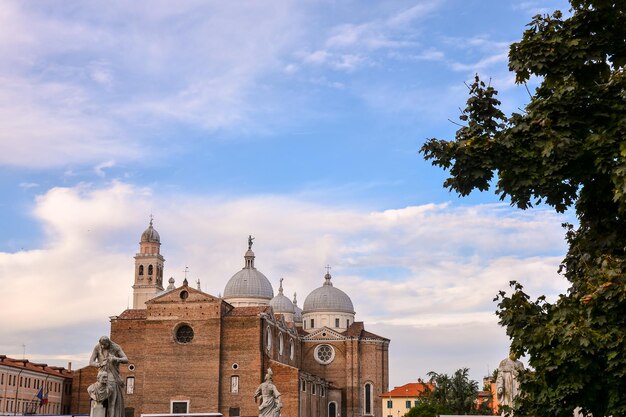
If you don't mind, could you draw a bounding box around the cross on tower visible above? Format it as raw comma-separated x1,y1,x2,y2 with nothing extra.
325,264,332,274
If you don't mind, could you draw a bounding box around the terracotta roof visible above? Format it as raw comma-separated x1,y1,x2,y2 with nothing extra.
0,356,73,379
226,305,271,316
341,322,389,341
117,309,148,319
381,382,432,398
343,321,365,337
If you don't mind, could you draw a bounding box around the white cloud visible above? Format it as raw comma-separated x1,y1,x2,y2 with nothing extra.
0,1,305,168
94,160,116,177
451,51,509,72
0,182,569,384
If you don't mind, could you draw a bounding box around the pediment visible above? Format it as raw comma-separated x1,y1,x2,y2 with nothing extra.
302,327,346,341
148,285,220,305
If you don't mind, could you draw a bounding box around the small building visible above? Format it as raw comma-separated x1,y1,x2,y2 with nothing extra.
380,382,432,417
0,355,73,415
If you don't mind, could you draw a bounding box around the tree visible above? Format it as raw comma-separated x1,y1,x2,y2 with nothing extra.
420,1,626,416
426,368,481,415
403,402,445,417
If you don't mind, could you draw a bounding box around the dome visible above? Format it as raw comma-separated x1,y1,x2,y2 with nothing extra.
141,219,160,243
223,239,274,301
270,278,295,314
303,272,354,314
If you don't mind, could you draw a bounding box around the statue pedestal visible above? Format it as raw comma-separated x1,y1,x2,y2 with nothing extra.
91,402,106,417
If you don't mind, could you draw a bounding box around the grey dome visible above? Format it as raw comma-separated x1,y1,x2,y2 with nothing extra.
270,278,295,314
303,272,354,314
141,219,160,243
223,248,274,300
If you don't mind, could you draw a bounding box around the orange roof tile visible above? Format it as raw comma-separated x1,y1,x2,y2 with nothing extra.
381,382,433,397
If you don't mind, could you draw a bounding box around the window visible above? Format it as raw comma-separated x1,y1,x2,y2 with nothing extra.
328,402,337,417
335,318,340,327
347,319,350,327
171,401,188,414
278,333,284,355
230,376,239,394
414,400,419,406
314,344,335,365
312,384,316,395
266,326,272,351
301,380,306,392
175,324,194,343
310,319,314,328
387,400,393,409
138,265,144,275
290,339,295,361
406,400,411,408
125,408,135,417
364,383,373,415
229,408,240,417
148,265,153,275
126,377,135,394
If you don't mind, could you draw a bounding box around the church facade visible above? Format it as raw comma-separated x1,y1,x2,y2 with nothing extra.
76,221,389,417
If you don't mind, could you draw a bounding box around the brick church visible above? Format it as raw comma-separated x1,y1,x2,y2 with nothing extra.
75,220,389,417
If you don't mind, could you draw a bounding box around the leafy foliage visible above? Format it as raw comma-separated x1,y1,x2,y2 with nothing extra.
424,368,490,415
403,402,446,417
421,1,626,416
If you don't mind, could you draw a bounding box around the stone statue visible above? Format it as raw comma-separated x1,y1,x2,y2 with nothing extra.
88,370,113,402
87,370,113,417
254,368,282,417
496,351,525,412
89,336,128,417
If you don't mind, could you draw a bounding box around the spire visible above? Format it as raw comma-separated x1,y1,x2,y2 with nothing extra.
293,292,298,305
279,278,284,294
196,279,201,291
324,265,333,286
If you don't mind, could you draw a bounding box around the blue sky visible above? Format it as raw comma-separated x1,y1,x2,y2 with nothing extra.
0,0,573,388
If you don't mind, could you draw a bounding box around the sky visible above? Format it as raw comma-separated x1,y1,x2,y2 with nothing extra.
0,0,574,389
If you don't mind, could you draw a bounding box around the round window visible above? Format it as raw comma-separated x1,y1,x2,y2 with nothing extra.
176,324,194,343
314,344,335,365
180,290,189,300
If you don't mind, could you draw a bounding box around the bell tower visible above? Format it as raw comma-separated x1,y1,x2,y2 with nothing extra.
132,217,165,308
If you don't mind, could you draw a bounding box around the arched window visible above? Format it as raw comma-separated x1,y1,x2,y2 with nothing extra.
278,333,284,355
328,402,337,417
290,339,295,361
138,265,144,275
148,265,154,275
266,326,272,351
364,382,373,415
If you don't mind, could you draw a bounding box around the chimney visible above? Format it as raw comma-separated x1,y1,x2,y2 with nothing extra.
67,362,72,371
